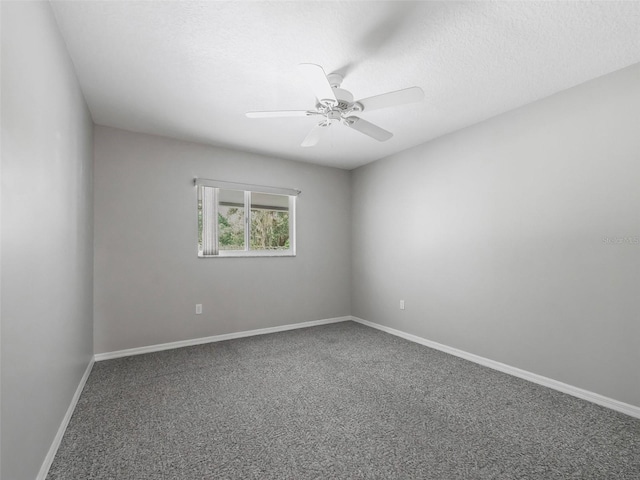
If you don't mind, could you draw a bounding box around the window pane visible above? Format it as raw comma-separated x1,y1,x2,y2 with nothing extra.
218,189,245,250
250,192,290,250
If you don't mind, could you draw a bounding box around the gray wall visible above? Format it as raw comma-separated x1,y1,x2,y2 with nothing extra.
93,126,351,354
351,63,640,408
1,2,94,479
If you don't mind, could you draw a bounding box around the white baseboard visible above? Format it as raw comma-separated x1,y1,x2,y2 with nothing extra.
351,316,640,420
37,358,94,480
94,316,352,361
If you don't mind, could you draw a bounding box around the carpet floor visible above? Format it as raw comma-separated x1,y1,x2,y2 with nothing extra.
47,321,640,479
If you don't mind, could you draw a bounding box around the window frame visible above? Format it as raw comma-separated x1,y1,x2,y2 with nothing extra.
196,182,297,258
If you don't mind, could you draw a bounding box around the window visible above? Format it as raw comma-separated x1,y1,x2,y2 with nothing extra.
196,179,298,257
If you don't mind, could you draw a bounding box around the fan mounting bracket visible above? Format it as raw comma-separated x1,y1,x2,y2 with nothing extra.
351,102,363,113
318,98,338,108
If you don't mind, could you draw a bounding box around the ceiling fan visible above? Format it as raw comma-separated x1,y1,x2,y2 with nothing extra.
246,64,424,147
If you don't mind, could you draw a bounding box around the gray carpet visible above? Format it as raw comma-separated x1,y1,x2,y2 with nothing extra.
47,321,640,479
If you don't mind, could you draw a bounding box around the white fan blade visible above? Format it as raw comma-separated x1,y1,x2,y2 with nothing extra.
347,117,393,142
356,86,424,112
246,110,317,118
301,123,329,147
298,63,337,105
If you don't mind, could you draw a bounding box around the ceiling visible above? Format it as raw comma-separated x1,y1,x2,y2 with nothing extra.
50,1,640,170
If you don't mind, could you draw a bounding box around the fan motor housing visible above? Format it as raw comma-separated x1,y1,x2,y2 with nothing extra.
333,87,354,110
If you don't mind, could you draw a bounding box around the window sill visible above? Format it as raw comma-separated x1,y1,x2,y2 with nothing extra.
198,251,296,258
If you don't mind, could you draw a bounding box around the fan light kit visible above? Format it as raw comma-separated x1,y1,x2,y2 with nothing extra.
246,63,424,147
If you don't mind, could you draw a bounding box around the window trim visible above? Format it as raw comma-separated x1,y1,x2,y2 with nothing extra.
194,177,301,197
196,180,297,258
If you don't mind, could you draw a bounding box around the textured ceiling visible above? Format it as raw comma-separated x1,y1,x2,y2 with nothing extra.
50,1,640,169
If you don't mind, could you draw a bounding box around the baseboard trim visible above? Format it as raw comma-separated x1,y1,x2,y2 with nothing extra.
350,316,640,420
94,316,352,361
37,357,94,480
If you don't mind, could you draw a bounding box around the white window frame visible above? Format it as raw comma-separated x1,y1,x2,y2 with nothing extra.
196,178,298,258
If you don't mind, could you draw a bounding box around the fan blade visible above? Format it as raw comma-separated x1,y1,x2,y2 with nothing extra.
298,63,337,105
356,86,424,112
301,123,329,147
347,117,393,142
246,110,317,118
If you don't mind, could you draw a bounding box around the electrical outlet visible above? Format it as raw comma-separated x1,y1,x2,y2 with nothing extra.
400,300,405,310
195,304,202,315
